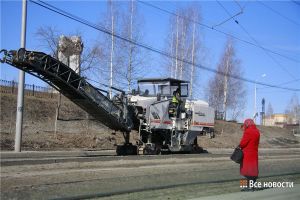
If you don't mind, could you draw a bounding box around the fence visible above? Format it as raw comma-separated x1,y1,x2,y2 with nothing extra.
0,79,58,98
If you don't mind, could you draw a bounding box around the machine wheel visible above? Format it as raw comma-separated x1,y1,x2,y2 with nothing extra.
207,131,215,139
211,131,215,138
142,143,162,155
208,132,212,139
192,145,208,154
116,143,138,156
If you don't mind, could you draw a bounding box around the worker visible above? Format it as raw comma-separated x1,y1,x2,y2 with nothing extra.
172,88,181,104
171,88,181,118
239,119,260,192
144,89,149,96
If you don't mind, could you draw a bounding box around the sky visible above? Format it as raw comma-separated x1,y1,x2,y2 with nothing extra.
1,0,300,122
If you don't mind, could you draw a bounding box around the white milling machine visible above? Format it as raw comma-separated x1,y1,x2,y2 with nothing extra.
129,78,215,154
0,48,214,155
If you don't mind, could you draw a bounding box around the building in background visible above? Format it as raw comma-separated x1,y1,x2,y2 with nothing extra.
58,35,83,74
264,114,298,128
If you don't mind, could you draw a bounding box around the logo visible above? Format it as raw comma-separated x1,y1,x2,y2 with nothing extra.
239,179,294,189
240,179,248,188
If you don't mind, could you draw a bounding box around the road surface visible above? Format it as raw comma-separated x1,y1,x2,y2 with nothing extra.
1,148,300,199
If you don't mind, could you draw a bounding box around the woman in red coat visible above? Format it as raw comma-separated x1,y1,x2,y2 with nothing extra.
240,119,260,190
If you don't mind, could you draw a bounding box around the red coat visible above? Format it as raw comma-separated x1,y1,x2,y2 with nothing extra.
239,125,260,177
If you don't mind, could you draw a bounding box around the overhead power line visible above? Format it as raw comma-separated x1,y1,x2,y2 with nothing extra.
258,0,300,27
234,0,244,10
258,78,300,90
216,0,297,80
213,8,243,28
28,0,300,92
137,0,300,63
292,0,300,7
279,78,300,86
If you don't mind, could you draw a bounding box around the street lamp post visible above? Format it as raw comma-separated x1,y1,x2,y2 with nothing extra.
254,74,266,123
15,0,27,152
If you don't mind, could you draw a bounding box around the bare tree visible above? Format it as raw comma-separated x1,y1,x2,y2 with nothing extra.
80,45,102,77
35,26,102,76
35,26,102,135
266,102,274,116
97,1,146,92
97,1,124,92
118,0,146,92
163,4,203,99
206,38,246,120
190,21,196,99
35,26,60,58
285,94,300,124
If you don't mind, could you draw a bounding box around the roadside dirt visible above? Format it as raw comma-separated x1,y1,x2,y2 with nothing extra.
1,93,299,151
199,120,300,148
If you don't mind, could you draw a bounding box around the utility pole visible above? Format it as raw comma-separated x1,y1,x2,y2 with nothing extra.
254,74,266,123
109,0,114,99
223,54,229,121
261,98,265,125
15,0,27,152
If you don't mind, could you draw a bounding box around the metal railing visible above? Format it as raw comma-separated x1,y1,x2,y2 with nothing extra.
0,79,57,98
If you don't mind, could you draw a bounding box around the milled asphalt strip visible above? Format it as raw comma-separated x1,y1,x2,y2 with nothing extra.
5,159,299,194
0,150,116,159
2,151,300,166
2,156,299,199
0,153,228,166
49,172,300,200
0,155,117,166
2,153,299,167
2,147,299,159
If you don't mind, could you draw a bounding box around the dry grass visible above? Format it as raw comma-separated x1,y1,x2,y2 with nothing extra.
1,93,299,151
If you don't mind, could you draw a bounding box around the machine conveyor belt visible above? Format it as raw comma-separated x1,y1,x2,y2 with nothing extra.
0,48,132,132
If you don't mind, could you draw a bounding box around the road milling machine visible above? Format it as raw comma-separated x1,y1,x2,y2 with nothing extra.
1,48,215,155
128,78,215,155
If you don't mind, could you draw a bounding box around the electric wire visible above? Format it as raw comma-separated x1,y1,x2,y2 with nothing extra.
216,0,297,80
279,78,300,86
292,0,300,7
213,9,243,28
258,78,300,90
258,0,300,27
137,0,300,63
29,0,300,92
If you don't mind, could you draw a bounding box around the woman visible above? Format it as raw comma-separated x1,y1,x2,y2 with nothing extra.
240,119,260,191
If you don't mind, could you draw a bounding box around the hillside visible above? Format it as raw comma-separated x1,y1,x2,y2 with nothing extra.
1,93,299,151
200,120,299,148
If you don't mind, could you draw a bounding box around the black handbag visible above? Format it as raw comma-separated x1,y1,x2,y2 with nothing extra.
230,147,243,164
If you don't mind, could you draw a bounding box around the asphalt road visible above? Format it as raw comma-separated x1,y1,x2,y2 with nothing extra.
1,148,300,199
191,184,300,200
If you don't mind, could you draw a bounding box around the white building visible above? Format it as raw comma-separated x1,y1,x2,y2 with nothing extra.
58,35,83,74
